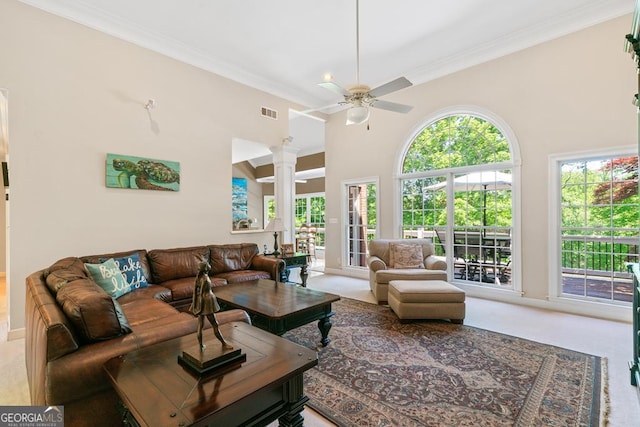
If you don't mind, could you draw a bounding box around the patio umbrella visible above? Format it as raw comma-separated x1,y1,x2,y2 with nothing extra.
426,171,512,192
426,171,512,228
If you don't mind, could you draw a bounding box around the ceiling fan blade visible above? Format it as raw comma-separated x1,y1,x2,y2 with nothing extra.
318,81,351,97
369,99,413,114
368,77,413,98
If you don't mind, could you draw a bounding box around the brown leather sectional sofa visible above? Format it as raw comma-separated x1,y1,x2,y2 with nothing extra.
25,243,284,427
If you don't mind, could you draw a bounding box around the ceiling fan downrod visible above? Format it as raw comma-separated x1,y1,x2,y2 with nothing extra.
355,0,360,86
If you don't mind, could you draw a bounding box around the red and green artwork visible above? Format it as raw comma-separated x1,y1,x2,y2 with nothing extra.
106,153,180,191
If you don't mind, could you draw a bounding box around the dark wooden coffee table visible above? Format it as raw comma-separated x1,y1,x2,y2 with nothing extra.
103,322,318,427
214,279,340,347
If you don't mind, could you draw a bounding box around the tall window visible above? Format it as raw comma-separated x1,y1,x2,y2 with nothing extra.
555,153,638,303
399,113,516,288
345,181,378,268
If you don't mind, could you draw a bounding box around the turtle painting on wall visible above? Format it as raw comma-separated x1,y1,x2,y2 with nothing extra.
106,153,180,191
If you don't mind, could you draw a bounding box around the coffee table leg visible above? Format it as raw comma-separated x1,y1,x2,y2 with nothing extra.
318,312,334,347
300,264,308,287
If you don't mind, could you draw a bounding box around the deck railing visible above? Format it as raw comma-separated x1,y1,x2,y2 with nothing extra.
561,234,639,276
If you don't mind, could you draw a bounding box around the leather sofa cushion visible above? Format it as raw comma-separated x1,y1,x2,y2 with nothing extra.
209,243,258,274
116,284,172,304
161,276,227,302
147,246,209,283
44,257,88,294
26,271,80,361
55,278,132,343
162,277,199,302
119,298,181,327
214,270,270,283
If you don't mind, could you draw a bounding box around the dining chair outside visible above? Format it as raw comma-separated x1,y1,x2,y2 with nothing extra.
296,224,317,259
434,228,467,279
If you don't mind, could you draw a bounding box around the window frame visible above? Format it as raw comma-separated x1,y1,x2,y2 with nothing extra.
394,106,522,293
341,176,380,271
548,145,638,306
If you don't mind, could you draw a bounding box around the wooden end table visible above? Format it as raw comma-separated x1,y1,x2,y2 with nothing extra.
277,253,309,286
214,279,340,347
103,322,318,427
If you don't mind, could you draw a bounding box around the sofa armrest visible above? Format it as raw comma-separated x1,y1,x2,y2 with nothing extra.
215,309,251,325
251,255,285,280
425,254,446,271
368,255,387,272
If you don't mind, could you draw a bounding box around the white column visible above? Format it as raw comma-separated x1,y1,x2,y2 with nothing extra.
270,145,299,245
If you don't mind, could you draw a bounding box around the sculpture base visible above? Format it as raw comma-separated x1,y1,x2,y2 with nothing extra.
178,342,245,376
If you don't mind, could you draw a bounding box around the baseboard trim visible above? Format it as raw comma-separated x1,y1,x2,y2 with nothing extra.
8,327,25,341
325,267,368,279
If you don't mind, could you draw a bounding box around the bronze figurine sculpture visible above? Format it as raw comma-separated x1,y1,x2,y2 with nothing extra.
189,258,233,351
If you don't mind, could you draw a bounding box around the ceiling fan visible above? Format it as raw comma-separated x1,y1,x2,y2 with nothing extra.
319,0,414,125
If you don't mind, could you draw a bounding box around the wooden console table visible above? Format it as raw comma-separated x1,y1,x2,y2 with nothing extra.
103,322,318,427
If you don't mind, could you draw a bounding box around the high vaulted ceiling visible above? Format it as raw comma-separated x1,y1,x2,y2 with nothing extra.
20,0,633,112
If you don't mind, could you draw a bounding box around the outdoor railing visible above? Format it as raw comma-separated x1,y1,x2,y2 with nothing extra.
561,234,639,276
402,227,639,283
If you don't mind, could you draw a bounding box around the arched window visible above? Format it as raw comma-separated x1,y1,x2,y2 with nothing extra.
403,115,511,172
398,110,518,289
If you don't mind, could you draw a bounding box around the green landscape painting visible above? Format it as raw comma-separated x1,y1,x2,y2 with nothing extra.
106,153,180,191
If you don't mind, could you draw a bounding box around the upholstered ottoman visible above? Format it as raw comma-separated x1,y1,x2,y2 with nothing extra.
388,280,465,324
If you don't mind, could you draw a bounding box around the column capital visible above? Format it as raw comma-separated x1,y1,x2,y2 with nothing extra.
270,145,300,164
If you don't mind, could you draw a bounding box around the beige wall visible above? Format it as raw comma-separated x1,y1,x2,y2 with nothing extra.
0,1,303,332
324,14,636,319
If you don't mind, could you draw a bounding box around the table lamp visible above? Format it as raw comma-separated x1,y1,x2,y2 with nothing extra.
264,218,285,256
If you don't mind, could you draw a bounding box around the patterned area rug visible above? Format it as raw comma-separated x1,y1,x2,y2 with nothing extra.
283,298,608,427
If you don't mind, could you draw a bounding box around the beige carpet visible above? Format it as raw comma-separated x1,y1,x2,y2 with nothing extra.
0,273,29,405
0,334,29,405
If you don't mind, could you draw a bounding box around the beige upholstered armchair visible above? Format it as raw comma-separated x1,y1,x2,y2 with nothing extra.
367,238,447,304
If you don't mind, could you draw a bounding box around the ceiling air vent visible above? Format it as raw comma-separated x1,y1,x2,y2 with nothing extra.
261,106,278,120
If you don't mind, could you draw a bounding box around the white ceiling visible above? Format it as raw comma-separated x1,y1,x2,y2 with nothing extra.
19,0,634,166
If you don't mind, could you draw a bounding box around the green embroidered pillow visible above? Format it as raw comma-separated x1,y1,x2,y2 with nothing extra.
85,258,132,299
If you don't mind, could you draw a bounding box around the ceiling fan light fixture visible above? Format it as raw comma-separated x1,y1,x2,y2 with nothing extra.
346,105,369,125
317,0,413,123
